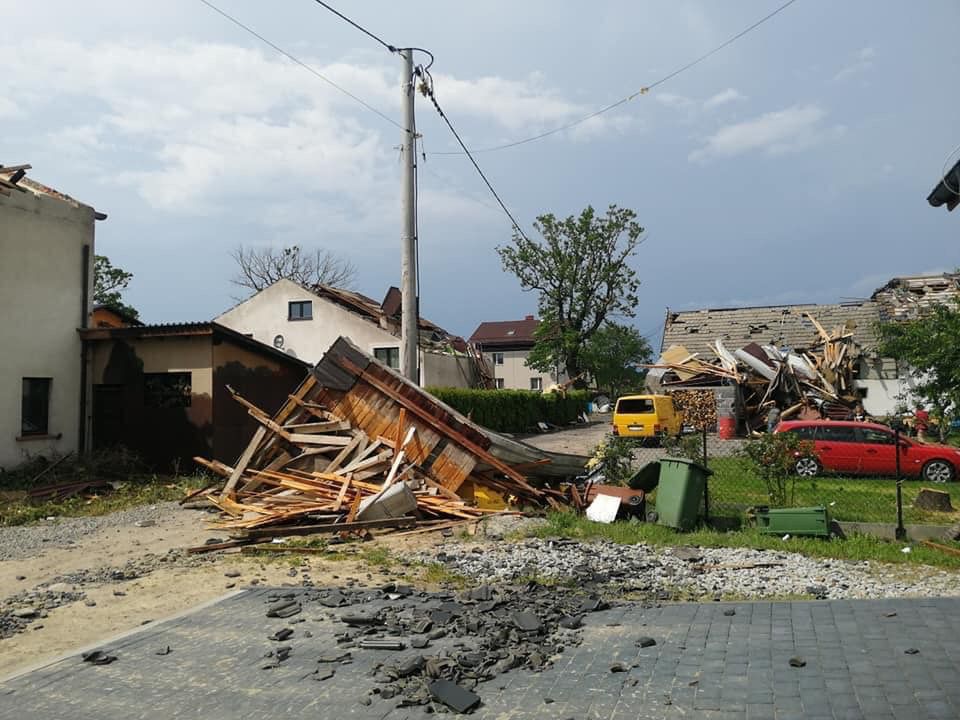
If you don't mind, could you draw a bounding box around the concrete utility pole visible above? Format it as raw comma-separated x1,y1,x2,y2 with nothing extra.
400,48,419,384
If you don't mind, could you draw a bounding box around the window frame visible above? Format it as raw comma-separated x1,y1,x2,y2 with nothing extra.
491,352,504,366
816,424,858,443
287,300,313,321
143,372,192,409
857,427,895,445
530,377,543,392
373,346,401,370
494,378,505,389
21,377,52,436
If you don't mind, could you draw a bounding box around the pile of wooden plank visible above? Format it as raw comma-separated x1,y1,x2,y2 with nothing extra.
192,338,581,539
647,314,864,432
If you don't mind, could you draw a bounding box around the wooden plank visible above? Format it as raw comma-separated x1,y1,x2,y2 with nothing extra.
283,420,351,432
286,433,352,446
221,425,267,500
333,476,351,512
337,356,540,494
323,433,364,473
235,516,416,539
920,540,960,558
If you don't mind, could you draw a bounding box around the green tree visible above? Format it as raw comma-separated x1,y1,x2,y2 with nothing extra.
877,299,960,441
94,255,139,320
581,322,652,398
497,205,643,378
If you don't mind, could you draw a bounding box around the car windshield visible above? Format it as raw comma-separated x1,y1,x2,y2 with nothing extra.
617,398,655,414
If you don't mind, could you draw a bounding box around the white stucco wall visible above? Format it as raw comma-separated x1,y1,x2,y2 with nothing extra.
0,189,96,470
484,349,560,390
216,279,404,367
422,351,476,388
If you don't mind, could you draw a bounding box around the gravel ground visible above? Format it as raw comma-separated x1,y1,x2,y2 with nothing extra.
408,536,960,600
0,549,219,638
0,502,179,562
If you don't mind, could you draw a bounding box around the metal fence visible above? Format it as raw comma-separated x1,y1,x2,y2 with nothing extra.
626,429,960,531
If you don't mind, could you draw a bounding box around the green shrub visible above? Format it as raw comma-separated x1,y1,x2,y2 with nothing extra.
738,432,815,507
586,435,636,485
426,388,589,433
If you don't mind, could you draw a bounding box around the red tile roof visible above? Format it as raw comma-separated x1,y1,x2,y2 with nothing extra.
469,317,539,346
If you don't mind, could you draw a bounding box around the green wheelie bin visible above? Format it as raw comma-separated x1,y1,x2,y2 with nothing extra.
654,457,712,531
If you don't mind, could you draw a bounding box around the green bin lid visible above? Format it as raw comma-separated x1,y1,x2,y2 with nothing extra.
660,456,714,477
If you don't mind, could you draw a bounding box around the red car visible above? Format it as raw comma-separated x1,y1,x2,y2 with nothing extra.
775,420,960,483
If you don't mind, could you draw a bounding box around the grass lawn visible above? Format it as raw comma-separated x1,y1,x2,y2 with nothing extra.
524,511,960,569
704,456,960,525
0,475,200,526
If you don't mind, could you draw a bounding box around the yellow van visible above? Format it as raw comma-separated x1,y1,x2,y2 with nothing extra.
612,394,682,441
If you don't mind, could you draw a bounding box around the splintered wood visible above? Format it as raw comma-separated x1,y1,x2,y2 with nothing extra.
195,340,570,537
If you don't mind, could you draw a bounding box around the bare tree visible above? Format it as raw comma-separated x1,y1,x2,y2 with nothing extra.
231,245,357,294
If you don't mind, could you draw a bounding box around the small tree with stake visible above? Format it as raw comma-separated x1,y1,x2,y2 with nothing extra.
740,432,815,507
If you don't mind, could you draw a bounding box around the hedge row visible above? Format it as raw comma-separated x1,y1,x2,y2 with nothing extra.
426,387,590,434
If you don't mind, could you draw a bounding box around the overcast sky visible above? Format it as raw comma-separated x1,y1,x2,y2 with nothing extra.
3,1,958,350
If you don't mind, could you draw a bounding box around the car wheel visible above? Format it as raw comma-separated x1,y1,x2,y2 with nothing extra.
795,456,821,477
922,460,955,484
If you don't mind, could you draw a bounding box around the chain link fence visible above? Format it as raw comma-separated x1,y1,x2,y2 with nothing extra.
625,429,960,530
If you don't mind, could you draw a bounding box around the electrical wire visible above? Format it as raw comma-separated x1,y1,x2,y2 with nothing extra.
430,0,800,156
197,0,405,132
309,0,397,53
418,68,530,240
306,0,434,72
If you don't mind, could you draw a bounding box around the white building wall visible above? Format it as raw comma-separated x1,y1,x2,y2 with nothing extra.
0,190,95,470
421,351,476,388
216,279,402,366
484,349,560,390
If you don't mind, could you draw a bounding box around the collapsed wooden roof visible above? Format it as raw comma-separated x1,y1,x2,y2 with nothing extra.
310,337,588,488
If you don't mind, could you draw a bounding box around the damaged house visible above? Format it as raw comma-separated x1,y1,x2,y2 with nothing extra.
655,273,960,432
216,279,484,388
0,164,104,471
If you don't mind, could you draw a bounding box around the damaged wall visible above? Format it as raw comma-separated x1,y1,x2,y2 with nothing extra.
86,330,305,471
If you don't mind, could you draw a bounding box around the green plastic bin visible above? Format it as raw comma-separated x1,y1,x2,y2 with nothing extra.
654,457,712,531
755,506,831,537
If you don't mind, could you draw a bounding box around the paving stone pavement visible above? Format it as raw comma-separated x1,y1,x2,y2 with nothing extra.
2,588,960,719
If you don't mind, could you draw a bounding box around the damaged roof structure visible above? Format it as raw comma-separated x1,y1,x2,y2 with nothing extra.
871,272,960,321
655,273,960,427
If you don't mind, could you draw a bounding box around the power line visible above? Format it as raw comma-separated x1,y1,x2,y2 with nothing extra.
418,70,530,240
307,0,435,71
431,0,800,156
197,0,404,132
309,0,397,54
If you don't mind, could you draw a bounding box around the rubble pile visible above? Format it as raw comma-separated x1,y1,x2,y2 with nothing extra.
259,581,619,712
193,338,582,541
649,313,864,431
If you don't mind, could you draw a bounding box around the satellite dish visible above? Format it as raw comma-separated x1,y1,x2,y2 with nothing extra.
273,334,284,349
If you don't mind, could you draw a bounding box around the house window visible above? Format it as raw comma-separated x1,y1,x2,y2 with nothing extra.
21,378,51,435
288,300,313,321
144,372,192,408
494,378,505,389
374,347,400,370
530,377,543,392
492,352,504,365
